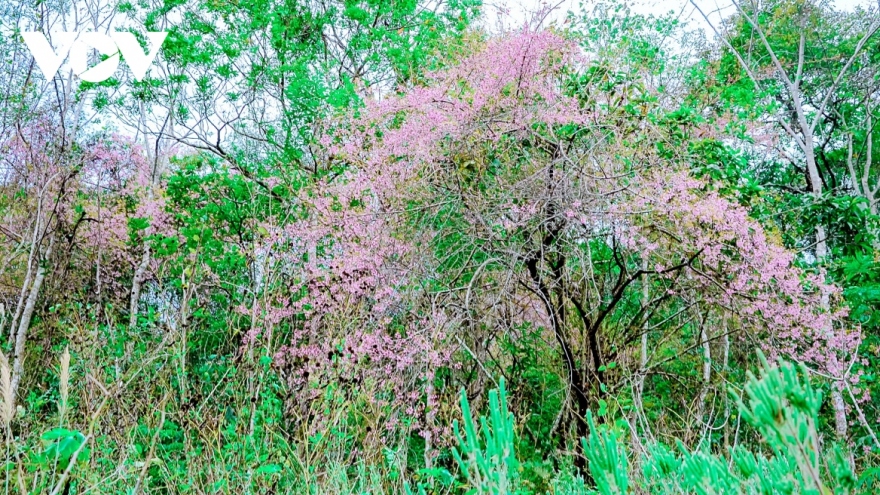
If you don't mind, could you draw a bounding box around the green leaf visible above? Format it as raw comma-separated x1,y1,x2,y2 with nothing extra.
255,463,282,475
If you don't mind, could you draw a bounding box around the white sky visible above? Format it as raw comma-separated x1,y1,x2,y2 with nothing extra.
490,0,875,35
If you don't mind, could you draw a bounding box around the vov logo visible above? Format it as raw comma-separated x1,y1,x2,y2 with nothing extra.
22,31,168,83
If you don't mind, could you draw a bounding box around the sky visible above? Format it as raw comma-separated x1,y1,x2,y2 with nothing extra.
491,0,875,35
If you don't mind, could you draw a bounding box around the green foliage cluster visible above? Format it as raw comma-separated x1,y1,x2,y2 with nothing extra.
416,355,871,495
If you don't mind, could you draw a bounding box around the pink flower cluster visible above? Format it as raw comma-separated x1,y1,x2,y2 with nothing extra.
270,27,862,441
620,169,859,379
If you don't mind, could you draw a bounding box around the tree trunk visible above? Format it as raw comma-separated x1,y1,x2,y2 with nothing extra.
526,256,591,473
10,235,54,397
790,66,849,443
723,321,730,450
129,243,151,329
697,315,711,424
632,269,649,456
7,215,42,346
130,106,159,331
